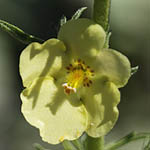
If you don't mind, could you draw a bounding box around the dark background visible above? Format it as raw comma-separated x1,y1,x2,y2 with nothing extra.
0,0,149,150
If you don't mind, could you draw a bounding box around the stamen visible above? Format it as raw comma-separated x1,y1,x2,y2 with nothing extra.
89,80,92,84
78,59,81,62
66,67,70,70
90,69,94,73
63,59,94,94
62,83,76,94
59,136,64,142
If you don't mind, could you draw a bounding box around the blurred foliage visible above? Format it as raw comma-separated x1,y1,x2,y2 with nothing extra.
0,0,149,150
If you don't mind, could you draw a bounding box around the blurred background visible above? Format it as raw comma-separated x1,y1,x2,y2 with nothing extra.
0,0,149,150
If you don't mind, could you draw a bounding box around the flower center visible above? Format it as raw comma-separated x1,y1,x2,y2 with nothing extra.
62,59,94,95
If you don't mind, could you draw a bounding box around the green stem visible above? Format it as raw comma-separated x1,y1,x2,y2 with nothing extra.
105,132,150,150
85,135,104,150
33,143,50,150
92,0,111,32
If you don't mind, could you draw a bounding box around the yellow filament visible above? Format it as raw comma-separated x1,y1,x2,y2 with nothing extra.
67,70,84,88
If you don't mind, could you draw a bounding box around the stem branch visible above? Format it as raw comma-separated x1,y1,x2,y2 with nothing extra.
105,132,150,150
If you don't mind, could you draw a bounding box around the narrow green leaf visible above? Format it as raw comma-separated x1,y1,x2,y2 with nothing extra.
33,143,50,150
93,0,111,31
144,137,150,150
60,15,67,26
62,140,77,150
71,7,87,20
131,66,139,76
0,20,44,44
72,139,84,150
105,132,150,150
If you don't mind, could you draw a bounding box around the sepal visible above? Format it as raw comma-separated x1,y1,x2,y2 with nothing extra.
131,66,139,76
71,7,87,20
0,19,44,44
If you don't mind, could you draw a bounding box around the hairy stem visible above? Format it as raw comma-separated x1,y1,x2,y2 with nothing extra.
92,0,111,31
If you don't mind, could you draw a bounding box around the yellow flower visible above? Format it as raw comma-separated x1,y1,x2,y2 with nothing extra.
20,18,131,144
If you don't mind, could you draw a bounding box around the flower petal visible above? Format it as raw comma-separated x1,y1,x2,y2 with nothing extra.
20,77,88,144
92,49,131,88
58,18,106,58
81,79,120,137
19,39,67,87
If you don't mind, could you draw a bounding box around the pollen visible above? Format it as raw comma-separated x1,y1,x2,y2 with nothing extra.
59,136,65,142
63,59,94,95
76,130,80,137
